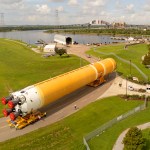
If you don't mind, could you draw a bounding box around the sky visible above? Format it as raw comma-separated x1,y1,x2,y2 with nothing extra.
0,0,150,25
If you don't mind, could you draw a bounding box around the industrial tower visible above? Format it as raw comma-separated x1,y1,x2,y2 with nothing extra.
55,9,59,26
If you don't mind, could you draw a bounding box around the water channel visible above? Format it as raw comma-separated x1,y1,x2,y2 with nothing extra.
0,30,124,45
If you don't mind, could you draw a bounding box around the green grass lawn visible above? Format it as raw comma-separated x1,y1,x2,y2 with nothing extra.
142,129,150,149
86,44,150,82
88,103,150,150
0,38,88,117
0,96,143,150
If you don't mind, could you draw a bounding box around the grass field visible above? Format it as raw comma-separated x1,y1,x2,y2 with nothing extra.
89,103,150,150
0,96,143,150
86,44,150,82
0,38,88,117
142,129,150,149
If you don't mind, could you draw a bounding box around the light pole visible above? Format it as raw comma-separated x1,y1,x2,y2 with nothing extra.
144,94,148,108
126,76,128,99
129,60,131,77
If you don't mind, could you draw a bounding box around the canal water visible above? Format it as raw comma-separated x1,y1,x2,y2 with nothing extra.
0,30,124,44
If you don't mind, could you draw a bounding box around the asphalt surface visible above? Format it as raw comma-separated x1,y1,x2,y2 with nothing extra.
0,44,116,142
1,44,149,149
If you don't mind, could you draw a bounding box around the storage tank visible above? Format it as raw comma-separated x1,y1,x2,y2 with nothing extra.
1,58,116,120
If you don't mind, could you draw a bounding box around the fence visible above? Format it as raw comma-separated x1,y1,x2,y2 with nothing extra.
83,104,145,150
93,48,148,81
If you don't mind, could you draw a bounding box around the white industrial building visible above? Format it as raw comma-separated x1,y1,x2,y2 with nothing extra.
43,44,56,55
54,34,73,45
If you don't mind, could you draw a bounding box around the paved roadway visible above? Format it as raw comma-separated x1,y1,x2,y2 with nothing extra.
0,44,116,142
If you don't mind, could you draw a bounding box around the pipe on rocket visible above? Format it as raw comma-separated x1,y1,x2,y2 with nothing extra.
1,58,116,120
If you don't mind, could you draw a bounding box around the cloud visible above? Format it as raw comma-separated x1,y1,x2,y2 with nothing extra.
144,5,150,11
0,0,23,4
126,4,134,11
125,4,135,14
85,0,106,7
57,6,64,12
36,4,51,14
68,0,79,5
48,0,65,2
1,0,150,25
0,0,25,11
115,0,123,9
27,15,37,22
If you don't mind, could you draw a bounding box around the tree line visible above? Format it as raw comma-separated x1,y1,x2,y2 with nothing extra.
0,25,87,32
47,28,150,36
0,25,150,36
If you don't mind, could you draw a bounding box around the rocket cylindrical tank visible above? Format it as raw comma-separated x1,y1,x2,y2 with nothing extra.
1,58,116,119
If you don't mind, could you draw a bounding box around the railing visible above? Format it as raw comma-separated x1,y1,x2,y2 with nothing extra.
93,48,148,80
83,104,145,150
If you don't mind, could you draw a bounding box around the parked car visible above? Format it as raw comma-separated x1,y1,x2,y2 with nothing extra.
128,85,134,91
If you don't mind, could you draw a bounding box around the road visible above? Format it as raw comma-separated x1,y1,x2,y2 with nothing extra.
67,44,99,63
113,122,150,150
0,44,116,142
0,44,148,145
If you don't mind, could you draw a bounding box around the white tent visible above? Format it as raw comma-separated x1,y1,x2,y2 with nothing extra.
43,44,56,54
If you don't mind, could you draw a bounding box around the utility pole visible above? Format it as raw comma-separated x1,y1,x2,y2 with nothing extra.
55,9,59,26
126,76,128,100
144,94,148,108
129,60,131,76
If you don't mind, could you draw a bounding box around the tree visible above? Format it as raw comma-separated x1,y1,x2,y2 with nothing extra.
55,48,67,56
142,44,150,65
123,127,146,150
147,44,150,52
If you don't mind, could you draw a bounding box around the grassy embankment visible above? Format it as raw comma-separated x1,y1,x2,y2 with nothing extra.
0,38,88,117
86,43,150,82
0,96,144,150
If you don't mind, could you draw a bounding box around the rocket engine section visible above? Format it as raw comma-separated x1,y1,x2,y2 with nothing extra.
1,58,116,120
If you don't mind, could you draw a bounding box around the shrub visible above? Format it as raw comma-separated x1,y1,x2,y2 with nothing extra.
142,44,150,65
55,48,67,56
123,127,146,150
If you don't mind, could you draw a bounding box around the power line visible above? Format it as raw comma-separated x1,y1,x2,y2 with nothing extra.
55,9,59,25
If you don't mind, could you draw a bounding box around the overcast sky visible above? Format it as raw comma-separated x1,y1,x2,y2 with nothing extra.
0,0,150,25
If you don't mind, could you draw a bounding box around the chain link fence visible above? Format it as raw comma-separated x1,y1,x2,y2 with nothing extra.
83,104,145,150
93,48,148,81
